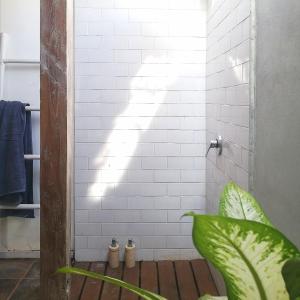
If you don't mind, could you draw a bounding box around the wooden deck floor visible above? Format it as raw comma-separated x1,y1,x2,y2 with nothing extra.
0,259,218,299
70,260,219,300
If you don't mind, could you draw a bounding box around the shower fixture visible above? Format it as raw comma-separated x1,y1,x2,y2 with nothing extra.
206,135,223,157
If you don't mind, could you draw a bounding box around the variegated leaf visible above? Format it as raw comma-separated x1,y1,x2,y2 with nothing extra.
219,182,272,226
186,213,300,300
199,295,228,300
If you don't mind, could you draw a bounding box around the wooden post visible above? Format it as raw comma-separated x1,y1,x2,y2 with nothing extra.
40,0,73,298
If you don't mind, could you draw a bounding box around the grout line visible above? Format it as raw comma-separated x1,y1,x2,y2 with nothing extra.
172,261,181,300
155,261,160,295
205,260,220,296
98,262,108,300
78,262,91,300
7,260,35,300
118,262,124,300
96,262,106,300
189,261,201,297
138,261,141,289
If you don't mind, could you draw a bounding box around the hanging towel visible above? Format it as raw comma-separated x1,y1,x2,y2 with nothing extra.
0,100,34,218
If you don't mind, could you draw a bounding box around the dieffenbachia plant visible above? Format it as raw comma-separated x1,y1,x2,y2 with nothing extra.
58,182,300,300
219,182,272,226
185,213,299,300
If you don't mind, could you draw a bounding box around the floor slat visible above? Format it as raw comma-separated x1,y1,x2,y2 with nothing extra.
120,263,140,300
140,261,158,294
157,261,180,300
100,263,123,300
70,262,89,300
174,260,199,300
191,260,219,297
80,262,106,300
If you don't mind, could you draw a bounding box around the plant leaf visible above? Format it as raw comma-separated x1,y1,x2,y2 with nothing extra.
199,295,228,300
186,213,300,300
58,267,166,300
219,182,272,226
282,258,300,300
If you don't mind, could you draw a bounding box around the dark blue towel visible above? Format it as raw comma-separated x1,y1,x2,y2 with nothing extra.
0,100,34,218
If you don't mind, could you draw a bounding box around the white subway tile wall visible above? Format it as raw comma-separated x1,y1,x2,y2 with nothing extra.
75,0,207,261
206,0,251,214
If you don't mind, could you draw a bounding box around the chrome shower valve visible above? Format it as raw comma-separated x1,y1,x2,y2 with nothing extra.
206,135,222,157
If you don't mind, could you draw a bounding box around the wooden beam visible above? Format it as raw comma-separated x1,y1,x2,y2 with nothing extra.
40,0,74,298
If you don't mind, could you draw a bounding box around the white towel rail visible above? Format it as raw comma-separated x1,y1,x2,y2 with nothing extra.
25,107,40,111
3,59,40,65
24,154,40,160
0,34,41,211
0,204,40,210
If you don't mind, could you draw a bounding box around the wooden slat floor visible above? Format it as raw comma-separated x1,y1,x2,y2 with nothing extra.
70,260,219,300
0,259,218,299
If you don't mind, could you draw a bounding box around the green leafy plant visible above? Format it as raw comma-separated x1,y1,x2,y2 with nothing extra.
58,182,300,300
185,213,299,300
282,258,300,300
200,296,227,300
219,182,272,226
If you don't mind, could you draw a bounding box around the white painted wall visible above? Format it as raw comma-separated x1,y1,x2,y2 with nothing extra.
206,0,251,213
75,0,207,261
0,0,40,254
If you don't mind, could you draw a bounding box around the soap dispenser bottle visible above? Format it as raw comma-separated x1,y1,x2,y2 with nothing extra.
125,239,136,268
108,238,120,268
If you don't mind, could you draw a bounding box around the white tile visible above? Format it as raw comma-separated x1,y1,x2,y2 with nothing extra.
75,223,102,236
142,157,167,169
181,196,206,209
75,236,88,249
74,0,209,261
140,210,168,222
154,223,181,235
114,22,141,35
136,249,154,260
166,236,194,248
141,236,166,248
101,197,128,209
168,183,205,196
167,157,195,169
154,143,180,156
154,197,181,209
181,170,206,183
75,210,89,223
154,249,181,260
128,197,155,209
75,249,107,261
75,157,88,170
154,170,180,182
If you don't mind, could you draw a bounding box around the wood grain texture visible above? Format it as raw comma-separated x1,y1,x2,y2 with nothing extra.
158,261,180,300
140,261,158,294
80,262,105,300
40,0,74,298
174,260,199,300
191,260,219,297
70,263,89,300
120,263,140,300
3,259,219,299
101,263,123,300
